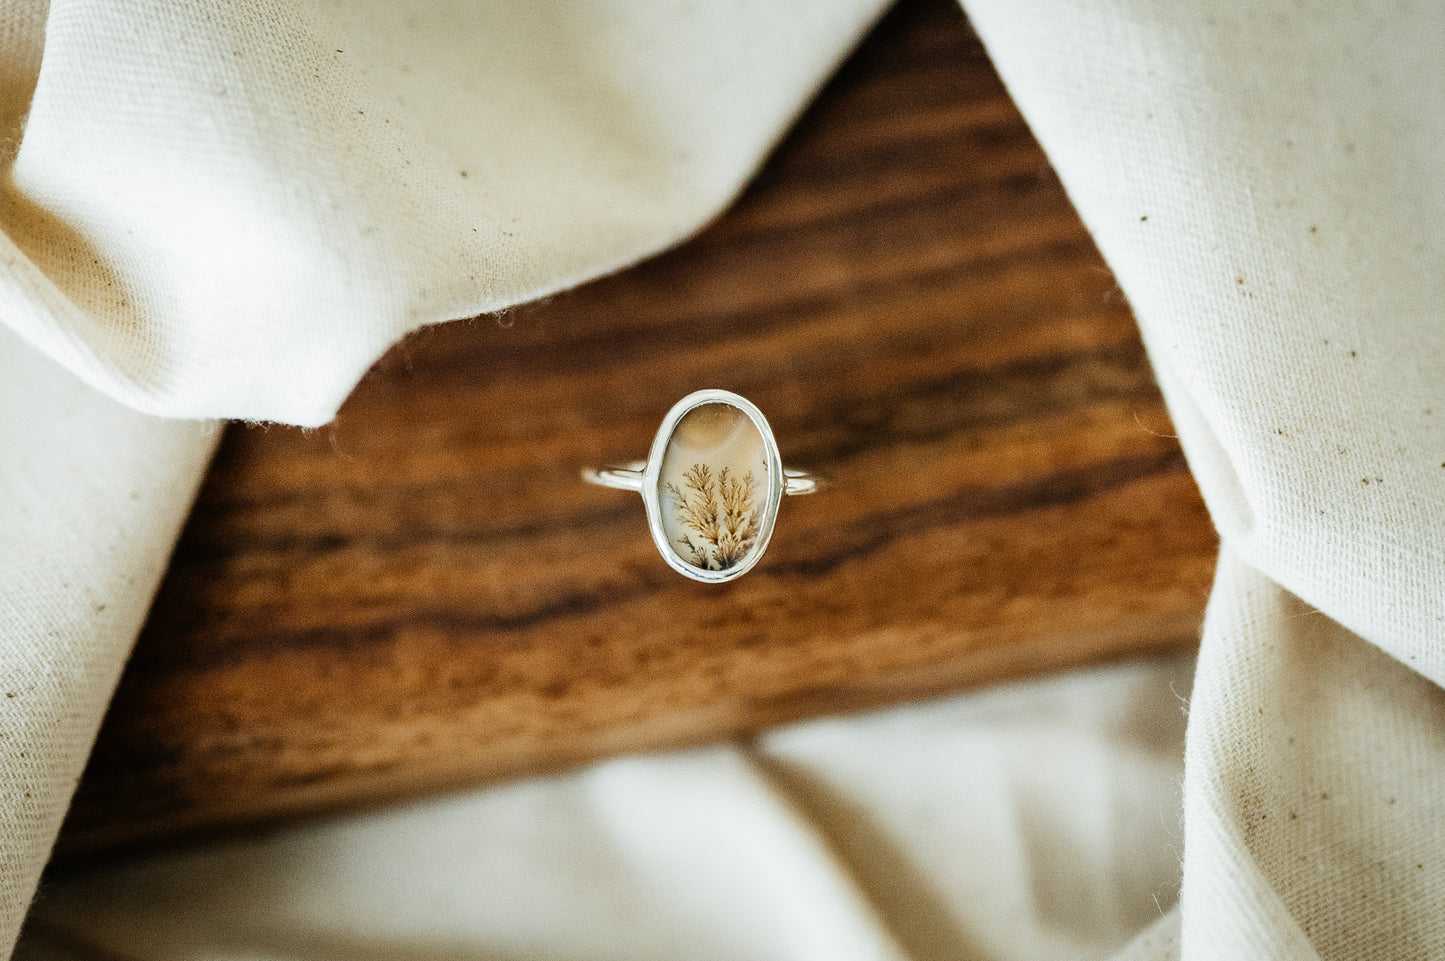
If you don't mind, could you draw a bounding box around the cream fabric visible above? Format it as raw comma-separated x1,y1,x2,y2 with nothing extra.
960,0,1445,956
19,656,1192,961
3,0,885,424
0,322,217,951
2,0,1443,958
0,0,886,953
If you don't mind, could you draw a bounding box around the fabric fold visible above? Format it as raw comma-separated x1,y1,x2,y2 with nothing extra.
961,0,1445,955
0,0,888,952
0,326,217,957
1182,546,1445,960
2,0,889,424
20,656,1192,961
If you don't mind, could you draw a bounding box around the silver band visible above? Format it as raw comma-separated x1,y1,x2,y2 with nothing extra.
583,460,823,497
581,389,824,583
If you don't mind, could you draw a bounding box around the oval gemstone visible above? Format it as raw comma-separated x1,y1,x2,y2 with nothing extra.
658,402,769,573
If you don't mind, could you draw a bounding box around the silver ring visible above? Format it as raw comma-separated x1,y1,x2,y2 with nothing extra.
583,389,822,583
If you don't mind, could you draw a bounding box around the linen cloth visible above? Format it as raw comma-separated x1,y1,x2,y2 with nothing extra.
0,0,888,954
1,0,1443,959
18,655,1193,961
959,1,1445,956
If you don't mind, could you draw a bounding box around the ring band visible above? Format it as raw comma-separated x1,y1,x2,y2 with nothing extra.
583,462,822,497
583,389,822,583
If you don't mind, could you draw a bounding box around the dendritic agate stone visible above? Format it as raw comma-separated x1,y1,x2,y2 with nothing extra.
658,402,769,574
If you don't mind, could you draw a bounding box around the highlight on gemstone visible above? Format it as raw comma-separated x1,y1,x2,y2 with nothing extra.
657,402,769,572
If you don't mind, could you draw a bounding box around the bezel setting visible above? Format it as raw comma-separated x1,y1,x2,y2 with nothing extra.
640,389,784,583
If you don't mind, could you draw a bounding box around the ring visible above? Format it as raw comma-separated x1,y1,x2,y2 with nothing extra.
583,389,822,583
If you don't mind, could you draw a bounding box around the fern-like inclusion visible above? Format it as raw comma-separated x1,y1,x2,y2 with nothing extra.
665,463,760,570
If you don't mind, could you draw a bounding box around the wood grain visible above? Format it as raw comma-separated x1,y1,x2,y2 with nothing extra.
58,0,1217,859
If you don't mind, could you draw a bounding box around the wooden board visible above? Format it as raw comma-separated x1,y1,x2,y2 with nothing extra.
57,0,1217,859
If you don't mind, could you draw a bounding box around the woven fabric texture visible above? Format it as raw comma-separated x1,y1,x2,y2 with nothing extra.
961,0,1445,955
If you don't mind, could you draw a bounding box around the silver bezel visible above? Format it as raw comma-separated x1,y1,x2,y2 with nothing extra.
640,389,784,584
